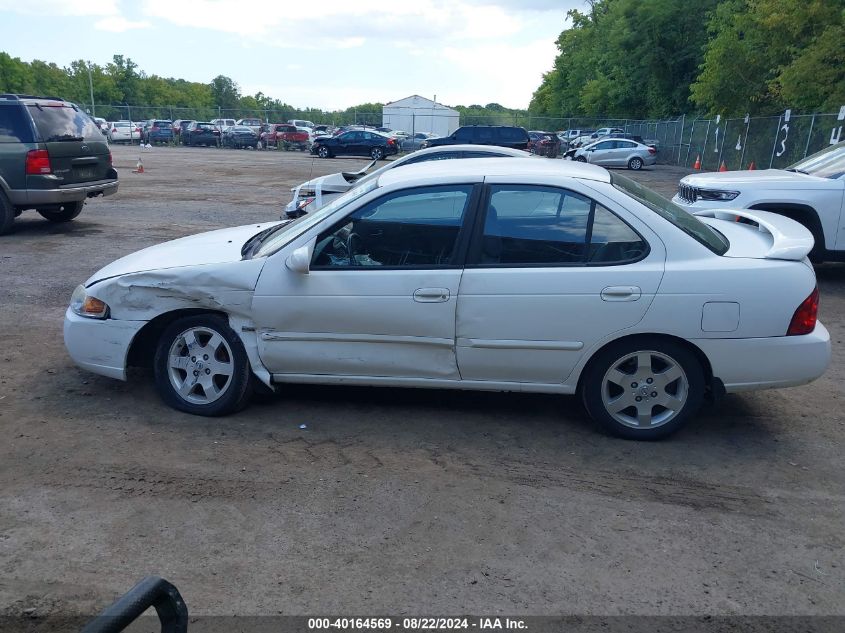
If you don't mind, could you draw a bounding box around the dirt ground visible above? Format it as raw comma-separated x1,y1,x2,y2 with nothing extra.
1,145,843,620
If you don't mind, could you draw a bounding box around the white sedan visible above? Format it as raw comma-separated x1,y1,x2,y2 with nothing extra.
64,159,830,439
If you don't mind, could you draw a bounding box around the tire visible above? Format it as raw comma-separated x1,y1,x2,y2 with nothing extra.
37,201,84,223
371,147,385,160
628,157,644,170
580,337,705,440
153,314,253,416
574,156,587,162
318,146,330,159
0,190,15,235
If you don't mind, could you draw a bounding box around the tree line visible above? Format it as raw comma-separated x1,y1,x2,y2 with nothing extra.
0,52,528,125
529,0,845,119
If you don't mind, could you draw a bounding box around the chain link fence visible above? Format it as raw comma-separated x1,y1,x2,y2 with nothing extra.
95,103,845,166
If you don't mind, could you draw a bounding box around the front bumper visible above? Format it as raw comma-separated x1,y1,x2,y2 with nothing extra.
63,308,146,381
694,322,831,392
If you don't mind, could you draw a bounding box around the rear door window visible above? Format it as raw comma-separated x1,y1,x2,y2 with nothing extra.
0,105,34,143
27,104,101,141
470,185,648,266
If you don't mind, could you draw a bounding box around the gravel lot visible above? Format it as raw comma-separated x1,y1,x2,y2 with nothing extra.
1,145,843,619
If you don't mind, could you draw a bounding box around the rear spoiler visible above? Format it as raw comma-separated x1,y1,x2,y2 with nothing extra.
693,208,814,261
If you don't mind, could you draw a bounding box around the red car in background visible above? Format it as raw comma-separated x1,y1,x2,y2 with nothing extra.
528,131,562,158
259,123,310,151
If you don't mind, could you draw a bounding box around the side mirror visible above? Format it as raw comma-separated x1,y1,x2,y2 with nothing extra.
285,239,315,275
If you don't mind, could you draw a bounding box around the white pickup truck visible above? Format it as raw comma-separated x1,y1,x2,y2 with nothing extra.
672,142,845,262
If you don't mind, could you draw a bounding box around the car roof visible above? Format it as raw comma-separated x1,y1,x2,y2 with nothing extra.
401,144,532,159
378,156,610,187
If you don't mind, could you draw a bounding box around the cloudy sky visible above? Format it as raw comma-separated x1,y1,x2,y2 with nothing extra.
0,0,583,110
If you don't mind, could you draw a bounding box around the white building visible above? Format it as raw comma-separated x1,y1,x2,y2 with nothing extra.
382,95,459,138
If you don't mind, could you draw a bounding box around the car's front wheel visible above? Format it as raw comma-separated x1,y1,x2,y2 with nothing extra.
581,337,705,440
153,314,253,416
628,157,644,170
37,201,84,223
318,146,330,159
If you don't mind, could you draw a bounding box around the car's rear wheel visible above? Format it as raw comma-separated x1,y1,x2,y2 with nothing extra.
318,146,330,159
371,147,385,160
153,314,253,416
574,156,587,162
37,201,84,223
0,191,15,235
581,337,705,440
628,157,644,170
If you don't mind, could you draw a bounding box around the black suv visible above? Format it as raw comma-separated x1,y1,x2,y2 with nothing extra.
0,94,118,234
422,125,530,151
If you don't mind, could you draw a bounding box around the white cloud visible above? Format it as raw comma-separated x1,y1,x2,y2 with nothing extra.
0,0,119,15
94,16,151,32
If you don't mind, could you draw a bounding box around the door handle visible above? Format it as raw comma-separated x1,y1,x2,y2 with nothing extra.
601,286,641,301
413,288,450,303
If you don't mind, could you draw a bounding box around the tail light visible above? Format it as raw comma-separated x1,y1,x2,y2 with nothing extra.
648,147,657,154
387,139,395,145
111,127,118,133
107,151,112,165
787,287,819,336
25,150,52,175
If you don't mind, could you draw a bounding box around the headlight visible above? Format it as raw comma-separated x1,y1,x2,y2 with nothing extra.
696,189,740,201
70,284,109,319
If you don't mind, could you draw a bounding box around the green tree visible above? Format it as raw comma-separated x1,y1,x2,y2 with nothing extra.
210,75,240,109
691,0,845,115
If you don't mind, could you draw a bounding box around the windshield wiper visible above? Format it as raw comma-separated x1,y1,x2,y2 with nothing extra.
241,221,293,259
45,134,84,142
785,168,809,174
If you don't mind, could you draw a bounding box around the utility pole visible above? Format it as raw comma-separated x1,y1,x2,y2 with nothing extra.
87,61,95,116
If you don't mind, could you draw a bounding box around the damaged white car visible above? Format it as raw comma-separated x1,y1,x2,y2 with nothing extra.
65,158,830,439
285,144,532,218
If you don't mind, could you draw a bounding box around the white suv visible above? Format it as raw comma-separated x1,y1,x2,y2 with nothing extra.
672,142,845,262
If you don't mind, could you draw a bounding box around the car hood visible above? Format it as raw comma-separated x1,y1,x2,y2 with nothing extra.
86,222,280,285
681,169,833,188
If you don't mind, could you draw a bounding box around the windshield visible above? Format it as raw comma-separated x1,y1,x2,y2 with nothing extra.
787,142,845,179
27,104,102,142
612,173,729,254
253,180,379,257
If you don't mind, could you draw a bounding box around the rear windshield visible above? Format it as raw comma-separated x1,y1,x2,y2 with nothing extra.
154,121,172,128
611,173,729,254
27,104,101,142
197,123,215,130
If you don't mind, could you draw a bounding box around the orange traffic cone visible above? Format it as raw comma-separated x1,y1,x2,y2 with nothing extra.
747,161,755,170
693,154,701,170
133,158,145,174
719,161,727,172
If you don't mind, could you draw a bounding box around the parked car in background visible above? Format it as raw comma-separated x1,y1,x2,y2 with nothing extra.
527,131,561,157
574,138,657,170
401,132,436,152
592,127,624,139
672,141,845,262
92,117,109,136
175,119,195,142
389,130,411,143
64,158,829,439
592,132,659,149
311,129,398,160
210,118,236,132
237,118,262,135
142,120,174,144
561,129,594,139
423,126,530,151
107,121,141,144
259,123,309,150
182,121,220,147
221,125,259,149
0,93,118,234
286,144,534,216
288,119,315,130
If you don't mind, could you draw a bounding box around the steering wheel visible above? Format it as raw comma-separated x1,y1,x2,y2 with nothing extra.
346,232,363,266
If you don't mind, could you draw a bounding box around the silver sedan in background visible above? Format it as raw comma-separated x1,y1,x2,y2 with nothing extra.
574,138,657,170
